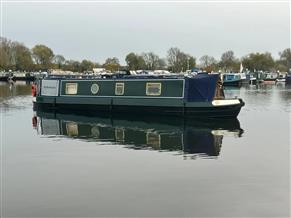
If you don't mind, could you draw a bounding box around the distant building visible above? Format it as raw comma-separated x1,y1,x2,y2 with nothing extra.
49,69,74,75
154,70,170,75
93,68,106,74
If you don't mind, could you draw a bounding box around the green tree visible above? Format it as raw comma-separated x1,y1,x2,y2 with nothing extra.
53,55,65,69
103,57,120,71
279,48,291,71
136,56,146,69
125,52,146,70
0,37,14,70
72,60,81,72
187,56,196,70
62,60,81,72
275,60,288,72
13,43,33,71
242,52,274,71
126,52,138,70
32,44,54,70
80,59,95,72
0,38,33,71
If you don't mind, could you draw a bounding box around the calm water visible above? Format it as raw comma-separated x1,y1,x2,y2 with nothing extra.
1,81,290,217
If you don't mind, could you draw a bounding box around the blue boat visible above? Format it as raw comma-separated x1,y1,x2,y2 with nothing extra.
222,73,242,87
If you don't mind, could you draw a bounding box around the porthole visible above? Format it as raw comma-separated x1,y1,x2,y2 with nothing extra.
91,83,99,94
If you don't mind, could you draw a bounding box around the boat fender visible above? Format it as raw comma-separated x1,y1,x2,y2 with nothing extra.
32,116,37,128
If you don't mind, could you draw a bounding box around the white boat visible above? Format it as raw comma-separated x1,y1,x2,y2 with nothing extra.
276,74,286,82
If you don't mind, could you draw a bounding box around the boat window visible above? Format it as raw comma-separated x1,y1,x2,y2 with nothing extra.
146,132,161,149
66,122,78,136
91,126,100,138
115,83,124,95
115,128,125,142
91,83,99,94
65,83,78,95
146,83,161,96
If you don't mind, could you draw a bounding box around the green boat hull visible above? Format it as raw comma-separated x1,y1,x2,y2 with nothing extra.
34,97,244,118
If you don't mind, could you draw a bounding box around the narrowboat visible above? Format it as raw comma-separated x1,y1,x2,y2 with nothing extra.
33,73,245,118
248,74,257,85
263,72,278,84
33,110,243,158
222,73,242,87
276,74,286,83
11,72,35,81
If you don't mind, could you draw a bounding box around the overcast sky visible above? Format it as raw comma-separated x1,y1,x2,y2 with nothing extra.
2,1,290,64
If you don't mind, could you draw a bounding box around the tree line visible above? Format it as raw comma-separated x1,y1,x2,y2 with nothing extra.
0,37,290,73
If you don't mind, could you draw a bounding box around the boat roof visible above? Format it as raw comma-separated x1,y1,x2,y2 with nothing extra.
47,74,185,80
45,72,217,80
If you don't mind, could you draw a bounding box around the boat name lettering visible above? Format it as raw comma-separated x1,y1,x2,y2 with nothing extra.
43,85,56,89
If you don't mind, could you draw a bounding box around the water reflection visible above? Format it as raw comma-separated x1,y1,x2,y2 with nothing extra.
0,81,32,98
33,110,243,159
0,81,33,111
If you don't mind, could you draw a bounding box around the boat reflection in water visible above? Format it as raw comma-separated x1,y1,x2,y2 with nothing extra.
33,110,244,159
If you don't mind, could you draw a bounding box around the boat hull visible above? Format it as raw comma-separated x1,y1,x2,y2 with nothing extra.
223,80,242,87
34,98,244,118
263,79,276,84
249,79,257,85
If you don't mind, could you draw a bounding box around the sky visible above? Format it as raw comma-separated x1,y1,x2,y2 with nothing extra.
1,1,290,64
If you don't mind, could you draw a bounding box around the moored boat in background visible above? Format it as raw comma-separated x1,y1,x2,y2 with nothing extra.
11,72,35,81
248,74,257,85
263,72,278,84
222,73,242,87
239,72,249,85
0,72,36,82
286,72,291,85
0,72,9,81
276,74,286,83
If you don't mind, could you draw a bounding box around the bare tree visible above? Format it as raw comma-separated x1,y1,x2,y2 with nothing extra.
142,52,160,70
199,55,217,72
167,47,196,72
220,50,238,72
